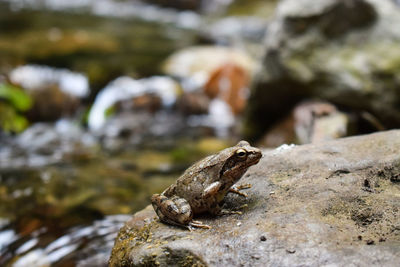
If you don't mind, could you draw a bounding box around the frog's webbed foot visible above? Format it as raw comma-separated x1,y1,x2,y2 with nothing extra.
188,220,212,231
229,183,252,197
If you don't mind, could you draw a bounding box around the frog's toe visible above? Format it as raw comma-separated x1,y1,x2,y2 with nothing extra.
220,209,242,215
228,187,248,197
189,220,212,230
229,183,252,197
237,183,252,190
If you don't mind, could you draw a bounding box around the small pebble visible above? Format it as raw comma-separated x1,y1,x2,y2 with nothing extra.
236,222,242,226
366,240,375,245
286,248,296,254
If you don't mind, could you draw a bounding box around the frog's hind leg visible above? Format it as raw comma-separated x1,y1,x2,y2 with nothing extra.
151,194,210,230
151,194,192,226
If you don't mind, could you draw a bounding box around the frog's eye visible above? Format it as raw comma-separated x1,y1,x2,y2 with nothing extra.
236,149,247,158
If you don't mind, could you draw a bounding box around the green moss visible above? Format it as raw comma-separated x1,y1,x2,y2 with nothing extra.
177,254,206,267
109,221,156,267
227,0,278,17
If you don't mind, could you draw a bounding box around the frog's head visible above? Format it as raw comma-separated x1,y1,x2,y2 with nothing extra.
221,140,262,181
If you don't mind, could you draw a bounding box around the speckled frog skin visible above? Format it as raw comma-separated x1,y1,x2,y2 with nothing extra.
151,141,262,230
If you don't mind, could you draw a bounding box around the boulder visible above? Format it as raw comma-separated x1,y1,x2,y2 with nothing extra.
260,100,350,147
109,130,400,266
244,0,400,140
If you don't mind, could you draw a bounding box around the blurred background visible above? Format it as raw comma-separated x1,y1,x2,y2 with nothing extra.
0,0,399,266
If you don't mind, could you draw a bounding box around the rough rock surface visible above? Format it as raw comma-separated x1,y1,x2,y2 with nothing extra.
109,130,400,266
245,0,400,139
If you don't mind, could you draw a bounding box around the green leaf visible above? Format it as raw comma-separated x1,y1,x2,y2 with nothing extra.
0,83,33,111
0,103,29,133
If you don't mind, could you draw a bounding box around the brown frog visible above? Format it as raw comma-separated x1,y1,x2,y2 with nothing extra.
151,141,262,230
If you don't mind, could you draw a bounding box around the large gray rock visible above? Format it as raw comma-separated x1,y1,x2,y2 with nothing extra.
244,0,400,140
109,130,400,266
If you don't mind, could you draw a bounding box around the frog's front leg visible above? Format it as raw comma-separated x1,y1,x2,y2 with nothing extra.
151,194,211,230
202,181,222,199
209,202,243,216
202,182,243,216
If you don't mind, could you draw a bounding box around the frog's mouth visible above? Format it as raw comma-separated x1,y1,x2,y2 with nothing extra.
253,157,261,164
248,152,262,165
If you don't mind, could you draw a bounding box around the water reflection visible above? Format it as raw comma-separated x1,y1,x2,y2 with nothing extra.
4,215,130,267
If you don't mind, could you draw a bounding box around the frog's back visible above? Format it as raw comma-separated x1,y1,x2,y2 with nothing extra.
163,154,223,197
183,155,215,174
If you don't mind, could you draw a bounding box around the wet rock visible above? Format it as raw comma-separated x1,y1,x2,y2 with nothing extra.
88,76,179,132
130,94,163,113
26,85,81,122
187,98,235,138
245,0,400,140
98,111,187,152
0,120,96,169
9,65,89,98
293,101,348,144
110,130,400,266
176,91,210,115
9,65,89,122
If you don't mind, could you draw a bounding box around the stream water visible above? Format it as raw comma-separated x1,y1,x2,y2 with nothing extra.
0,2,205,266
0,145,213,266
